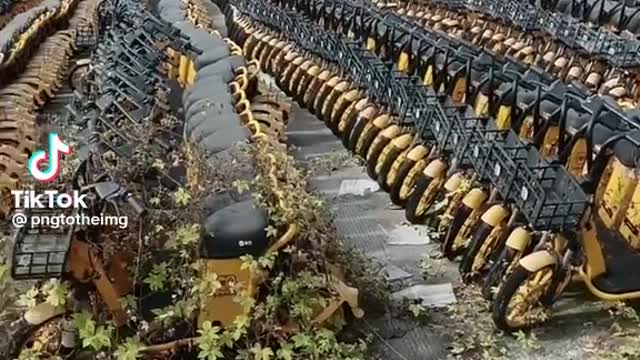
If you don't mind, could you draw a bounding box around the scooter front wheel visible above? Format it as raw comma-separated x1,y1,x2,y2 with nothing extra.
378,147,409,193
366,132,396,179
388,157,416,205
404,174,444,224
492,264,554,332
0,312,63,359
459,220,509,283
441,204,480,259
481,247,519,300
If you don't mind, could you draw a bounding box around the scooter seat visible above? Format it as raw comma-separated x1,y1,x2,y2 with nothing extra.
538,99,563,117
593,217,640,294
201,199,269,259
613,130,640,167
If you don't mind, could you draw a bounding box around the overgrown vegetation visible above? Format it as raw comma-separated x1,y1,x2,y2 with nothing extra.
0,88,392,359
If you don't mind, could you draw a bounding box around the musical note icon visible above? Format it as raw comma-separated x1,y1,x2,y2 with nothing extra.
27,133,72,183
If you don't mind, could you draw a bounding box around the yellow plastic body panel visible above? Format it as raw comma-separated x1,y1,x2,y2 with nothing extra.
198,259,256,327
423,65,433,86
496,105,511,129
617,168,640,249
474,93,489,116
599,159,636,231
398,51,410,72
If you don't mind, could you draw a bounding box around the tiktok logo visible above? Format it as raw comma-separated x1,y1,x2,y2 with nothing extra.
27,133,72,183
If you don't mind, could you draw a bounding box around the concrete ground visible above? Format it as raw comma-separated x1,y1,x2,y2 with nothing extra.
284,100,639,360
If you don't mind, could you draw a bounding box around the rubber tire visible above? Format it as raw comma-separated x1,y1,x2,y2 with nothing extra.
366,136,392,179
0,315,39,359
441,204,474,259
347,115,371,152
314,81,337,116
377,146,404,192
304,74,328,110
492,265,553,333
404,174,436,224
295,71,314,104
322,88,345,125
280,62,300,92
339,106,367,144
329,97,358,134
356,124,383,159
288,65,307,95
388,157,415,204
482,247,518,300
459,221,497,282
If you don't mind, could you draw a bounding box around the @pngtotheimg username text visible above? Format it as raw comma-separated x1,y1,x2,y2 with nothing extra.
11,212,129,229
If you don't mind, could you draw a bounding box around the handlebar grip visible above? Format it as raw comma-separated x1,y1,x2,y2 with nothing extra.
126,195,146,216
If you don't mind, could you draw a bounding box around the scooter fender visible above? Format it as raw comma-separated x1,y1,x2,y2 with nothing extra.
407,145,429,161
380,124,402,139
505,226,531,252
24,303,66,326
443,172,464,192
461,188,488,210
479,204,510,227
422,158,447,179
371,113,392,129
519,250,557,273
391,133,414,148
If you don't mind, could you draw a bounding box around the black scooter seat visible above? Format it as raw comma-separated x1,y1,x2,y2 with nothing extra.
201,199,269,259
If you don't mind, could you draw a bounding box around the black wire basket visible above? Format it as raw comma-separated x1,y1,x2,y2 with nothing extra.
514,164,589,230
9,210,72,280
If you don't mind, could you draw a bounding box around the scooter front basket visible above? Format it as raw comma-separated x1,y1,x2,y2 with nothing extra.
9,209,73,280
514,164,589,230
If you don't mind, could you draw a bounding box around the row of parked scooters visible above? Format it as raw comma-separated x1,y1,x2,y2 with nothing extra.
228,0,640,331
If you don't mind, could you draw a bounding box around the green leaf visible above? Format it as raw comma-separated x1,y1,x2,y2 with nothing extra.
114,336,143,360
17,349,40,360
120,295,138,312
173,187,192,207
144,262,170,291
197,321,224,360
291,333,312,350
276,343,294,360
408,303,426,318
265,225,278,239
42,279,69,307
176,224,201,247
250,343,274,360
16,287,40,308
233,180,251,194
